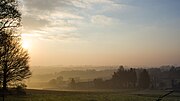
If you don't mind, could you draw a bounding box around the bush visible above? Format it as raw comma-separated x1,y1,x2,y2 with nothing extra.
15,85,26,95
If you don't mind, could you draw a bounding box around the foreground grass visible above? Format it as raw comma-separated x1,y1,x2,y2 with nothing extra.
1,89,180,101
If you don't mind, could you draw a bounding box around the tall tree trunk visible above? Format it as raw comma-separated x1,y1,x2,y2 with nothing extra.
3,73,7,91
2,64,7,101
3,61,8,91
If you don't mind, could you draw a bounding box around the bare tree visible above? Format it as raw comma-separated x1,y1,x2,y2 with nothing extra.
0,0,31,91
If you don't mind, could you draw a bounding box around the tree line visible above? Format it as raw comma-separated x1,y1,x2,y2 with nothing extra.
68,66,150,89
68,65,180,90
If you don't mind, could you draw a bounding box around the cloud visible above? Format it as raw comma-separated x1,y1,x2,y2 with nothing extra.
22,0,84,41
21,0,125,41
23,0,71,11
91,15,109,25
22,16,50,30
91,15,116,26
23,30,79,41
69,0,125,14
39,33,79,41
69,0,113,9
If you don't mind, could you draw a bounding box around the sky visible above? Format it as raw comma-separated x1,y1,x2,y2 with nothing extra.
21,0,180,67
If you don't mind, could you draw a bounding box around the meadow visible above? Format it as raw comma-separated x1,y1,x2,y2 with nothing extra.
1,89,180,101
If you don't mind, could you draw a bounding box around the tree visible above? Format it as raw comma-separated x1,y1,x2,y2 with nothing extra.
111,65,125,88
129,68,137,88
138,69,150,89
0,0,21,30
0,29,31,91
111,66,137,88
69,78,76,89
0,0,31,91
93,78,103,88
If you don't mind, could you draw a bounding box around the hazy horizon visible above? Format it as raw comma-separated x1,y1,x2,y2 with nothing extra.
1,1,180,100
21,0,180,66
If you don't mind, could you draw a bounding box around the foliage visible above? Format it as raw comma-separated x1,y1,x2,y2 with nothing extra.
0,29,31,90
111,66,137,88
44,65,180,90
138,69,150,89
69,78,76,89
15,84,26,95
0,0,21,30
0,0,31,91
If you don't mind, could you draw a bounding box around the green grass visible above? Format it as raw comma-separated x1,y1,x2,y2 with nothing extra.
0,89,180,101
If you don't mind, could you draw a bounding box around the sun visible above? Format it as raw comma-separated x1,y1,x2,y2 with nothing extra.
22,40,30,50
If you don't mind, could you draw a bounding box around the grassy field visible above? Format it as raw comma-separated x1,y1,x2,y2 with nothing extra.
1,89,180,101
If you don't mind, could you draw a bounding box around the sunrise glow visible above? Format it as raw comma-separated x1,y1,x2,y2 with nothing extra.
20,0,180,66
22,39,30,50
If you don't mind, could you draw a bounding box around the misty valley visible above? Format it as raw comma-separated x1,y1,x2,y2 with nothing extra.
28,65,180,91
1,0,180,101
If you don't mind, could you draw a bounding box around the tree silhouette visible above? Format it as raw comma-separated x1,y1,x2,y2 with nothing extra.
93,78,103,88
69,78,76,89
129,68,137,88
111,66,137,88
111,65,125,88
0,0,31,92
0,0,21,30
138,69,150,89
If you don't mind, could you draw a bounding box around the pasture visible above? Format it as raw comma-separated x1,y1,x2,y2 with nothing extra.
1,89,180,101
